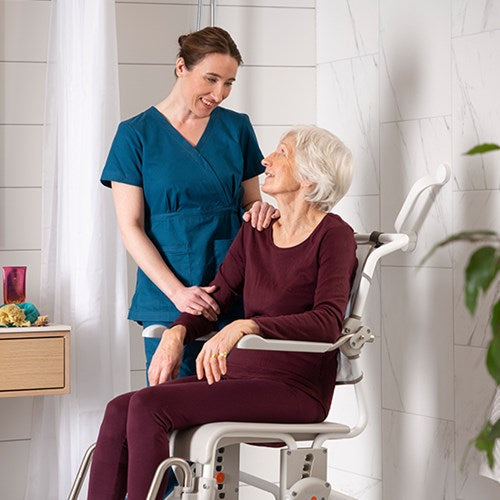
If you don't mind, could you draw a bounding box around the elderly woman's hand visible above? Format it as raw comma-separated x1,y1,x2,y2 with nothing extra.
196,319,259,384
243,201,280,231
148,325,186,386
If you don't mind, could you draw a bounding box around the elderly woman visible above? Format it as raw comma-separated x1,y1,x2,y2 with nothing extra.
88,126,357,500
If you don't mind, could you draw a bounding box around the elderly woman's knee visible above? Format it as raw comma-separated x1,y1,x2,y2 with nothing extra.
104,392,134,422
128,387,163,417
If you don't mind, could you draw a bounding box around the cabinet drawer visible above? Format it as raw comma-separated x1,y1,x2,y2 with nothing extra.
0,337,65,391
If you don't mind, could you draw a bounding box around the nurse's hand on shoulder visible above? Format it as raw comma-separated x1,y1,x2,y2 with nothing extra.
243,201,280,231
196,319,259,385
148,325,186,386
171,285,220,322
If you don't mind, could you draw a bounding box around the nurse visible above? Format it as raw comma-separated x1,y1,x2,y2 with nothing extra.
101,27,276,381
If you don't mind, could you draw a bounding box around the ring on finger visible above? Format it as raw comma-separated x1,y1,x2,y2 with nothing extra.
210,353,219,359
218,352,228,358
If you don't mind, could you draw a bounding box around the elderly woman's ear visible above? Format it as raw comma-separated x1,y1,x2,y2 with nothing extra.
300,179,314,190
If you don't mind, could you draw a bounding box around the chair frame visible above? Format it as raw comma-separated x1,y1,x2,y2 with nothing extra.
68,164,450,500
145,231,408,500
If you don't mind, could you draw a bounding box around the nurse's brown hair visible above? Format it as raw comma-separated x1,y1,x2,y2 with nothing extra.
176,27,243,73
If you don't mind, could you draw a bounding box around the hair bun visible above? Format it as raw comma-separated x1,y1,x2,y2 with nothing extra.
178,34,188,47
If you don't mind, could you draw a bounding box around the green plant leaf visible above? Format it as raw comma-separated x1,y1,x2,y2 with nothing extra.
419,230,498,266
492,418,500,440
486,337,500,385
465,246,498,314
464,143,500,155
492,300,500,339
476,418,500,470
476,420,495,469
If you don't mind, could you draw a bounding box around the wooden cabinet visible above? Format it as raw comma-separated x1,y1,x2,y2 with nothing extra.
0,324,70,397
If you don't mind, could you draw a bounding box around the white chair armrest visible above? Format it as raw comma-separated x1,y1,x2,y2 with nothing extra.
236,334,346,353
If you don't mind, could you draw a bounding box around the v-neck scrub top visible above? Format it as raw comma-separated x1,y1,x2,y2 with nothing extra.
101,106,264,323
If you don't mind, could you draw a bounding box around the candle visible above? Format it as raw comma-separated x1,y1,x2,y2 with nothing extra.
2,266,27,304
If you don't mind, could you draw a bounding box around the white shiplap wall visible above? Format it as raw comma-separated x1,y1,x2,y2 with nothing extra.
0,1,50,499
0,1,315,498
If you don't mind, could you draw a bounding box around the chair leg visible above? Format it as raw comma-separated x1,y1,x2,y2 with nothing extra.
212,444,240,499
146,457,194,500
67,443,97,500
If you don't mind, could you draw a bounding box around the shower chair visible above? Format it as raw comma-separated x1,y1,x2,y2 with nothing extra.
68,164,451,500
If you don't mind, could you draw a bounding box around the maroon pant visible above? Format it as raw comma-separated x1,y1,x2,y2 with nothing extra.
87,374,325,500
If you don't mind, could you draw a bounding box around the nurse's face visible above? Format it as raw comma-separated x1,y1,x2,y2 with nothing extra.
261,136,303,196
176,53,238,118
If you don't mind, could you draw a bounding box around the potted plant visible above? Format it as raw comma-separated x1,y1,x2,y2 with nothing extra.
422,143,499,468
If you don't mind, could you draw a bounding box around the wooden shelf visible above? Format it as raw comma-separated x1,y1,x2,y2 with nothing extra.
0,324,70,397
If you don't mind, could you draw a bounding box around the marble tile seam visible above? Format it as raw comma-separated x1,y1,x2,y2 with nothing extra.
381,114,452,125
452,187,500,193
327,464,381,482
453,343,489,351
316,52,379,66
379,263,453,270
451,27,500,40
381,406,455,424
342,194,380,199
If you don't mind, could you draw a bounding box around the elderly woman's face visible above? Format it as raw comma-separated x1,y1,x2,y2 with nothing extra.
176,53,238,118
261,136,302,196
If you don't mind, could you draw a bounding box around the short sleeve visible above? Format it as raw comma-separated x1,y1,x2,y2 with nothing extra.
100,122,143,188
241,114,265,181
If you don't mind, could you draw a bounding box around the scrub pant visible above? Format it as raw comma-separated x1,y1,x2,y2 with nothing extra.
142,322,204,497
87,374,325,500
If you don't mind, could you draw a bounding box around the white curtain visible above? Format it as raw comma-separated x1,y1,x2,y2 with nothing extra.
24,1,130,498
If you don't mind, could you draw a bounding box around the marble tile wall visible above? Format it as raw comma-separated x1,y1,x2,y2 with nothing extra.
317,0,500,498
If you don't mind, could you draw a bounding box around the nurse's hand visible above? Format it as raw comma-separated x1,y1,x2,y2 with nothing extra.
148,325,186,386
196,319,259,384
243,201,280,231
171,285,220,321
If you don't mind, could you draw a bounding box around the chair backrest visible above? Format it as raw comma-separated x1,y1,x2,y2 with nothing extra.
344,237,378,320
336,236,378,385
336,232,408,385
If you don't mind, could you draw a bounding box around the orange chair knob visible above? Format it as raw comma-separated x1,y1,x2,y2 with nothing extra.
214,472,225,484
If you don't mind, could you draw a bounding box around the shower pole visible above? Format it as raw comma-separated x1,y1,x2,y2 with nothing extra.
210,0,216,26
196,0,216,30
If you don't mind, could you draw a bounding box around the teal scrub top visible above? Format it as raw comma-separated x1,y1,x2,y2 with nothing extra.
101,106,264,323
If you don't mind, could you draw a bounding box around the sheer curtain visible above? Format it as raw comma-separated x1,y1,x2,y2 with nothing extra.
24,1,130,498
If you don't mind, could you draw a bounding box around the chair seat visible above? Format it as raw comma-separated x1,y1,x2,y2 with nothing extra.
170,420,352,465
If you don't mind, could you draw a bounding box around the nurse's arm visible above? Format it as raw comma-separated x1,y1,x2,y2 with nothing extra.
111,181,220,321
241,175,279,231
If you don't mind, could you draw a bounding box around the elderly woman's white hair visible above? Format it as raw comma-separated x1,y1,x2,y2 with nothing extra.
283,125,353,212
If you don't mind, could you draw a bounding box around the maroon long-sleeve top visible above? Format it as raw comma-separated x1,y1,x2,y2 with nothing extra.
172,213,357,414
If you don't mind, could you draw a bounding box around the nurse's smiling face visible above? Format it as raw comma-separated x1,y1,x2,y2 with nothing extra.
176,53,239,118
